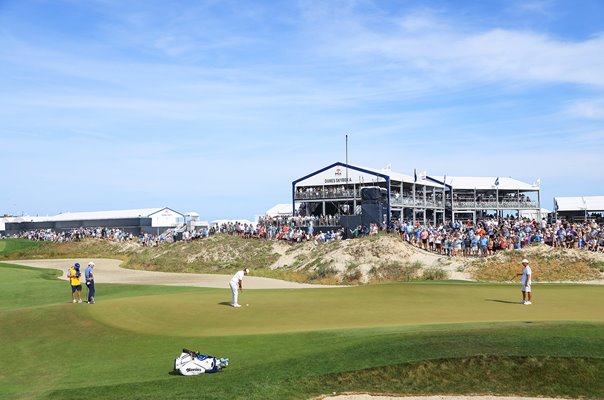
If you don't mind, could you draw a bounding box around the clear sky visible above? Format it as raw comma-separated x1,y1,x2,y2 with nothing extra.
1,0,603,221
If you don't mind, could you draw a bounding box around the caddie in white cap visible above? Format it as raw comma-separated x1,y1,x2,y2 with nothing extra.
229,268,249,307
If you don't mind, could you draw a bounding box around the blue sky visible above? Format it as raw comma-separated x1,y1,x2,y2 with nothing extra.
1,0,603,220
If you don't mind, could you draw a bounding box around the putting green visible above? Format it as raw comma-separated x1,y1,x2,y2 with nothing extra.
86,283,604,336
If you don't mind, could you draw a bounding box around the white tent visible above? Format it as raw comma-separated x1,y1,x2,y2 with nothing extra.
555,196,604,212
265,203,295,217
520,208,551,220
430,176,538,190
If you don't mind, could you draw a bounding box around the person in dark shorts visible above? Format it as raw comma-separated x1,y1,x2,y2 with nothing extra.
68,263,82,303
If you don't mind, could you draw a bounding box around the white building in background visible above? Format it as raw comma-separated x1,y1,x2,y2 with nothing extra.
429,176,542,222
0,215,45,233
265,203,297,218
293,162,445,225
184,212,209,232
554,196,604,222
2,207,186,235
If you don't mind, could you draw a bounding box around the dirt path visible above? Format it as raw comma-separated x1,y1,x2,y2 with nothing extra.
5,258,338,289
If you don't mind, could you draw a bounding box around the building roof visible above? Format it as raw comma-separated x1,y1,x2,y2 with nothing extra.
36,207,182,222
554,196,604,212
362,166,443,188
430,176,538,191
266,203,294,217
293,162,443,188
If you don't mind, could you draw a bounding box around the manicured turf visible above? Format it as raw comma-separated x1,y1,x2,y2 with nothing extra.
1,262,603,400
87,282,604,336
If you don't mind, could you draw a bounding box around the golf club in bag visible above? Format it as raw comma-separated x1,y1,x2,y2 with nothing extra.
174,348,229,376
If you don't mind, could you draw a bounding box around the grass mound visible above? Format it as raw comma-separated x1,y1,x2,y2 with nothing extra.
0,238,47,256
471,246,603,282
2,235,603,284
306,355,604,398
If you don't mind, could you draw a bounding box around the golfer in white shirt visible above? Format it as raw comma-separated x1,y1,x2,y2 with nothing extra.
229,268,249,307
519,259,532,305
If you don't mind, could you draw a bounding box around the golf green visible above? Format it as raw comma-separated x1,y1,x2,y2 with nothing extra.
85,283,604,336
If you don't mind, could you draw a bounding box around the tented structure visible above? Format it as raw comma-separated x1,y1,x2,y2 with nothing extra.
265,203,297,217
554,196,604,222
292,162,445,225
428,176,542,223
292,162,541,225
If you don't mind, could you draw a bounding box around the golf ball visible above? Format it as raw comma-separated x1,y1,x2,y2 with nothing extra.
246,304,249,307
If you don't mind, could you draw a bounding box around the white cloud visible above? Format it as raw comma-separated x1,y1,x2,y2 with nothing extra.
515,0,555,16
566,98,604,119
305,7,604,88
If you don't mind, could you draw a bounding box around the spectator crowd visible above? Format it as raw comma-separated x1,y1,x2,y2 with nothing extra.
3,216,604,255
398,218,604,257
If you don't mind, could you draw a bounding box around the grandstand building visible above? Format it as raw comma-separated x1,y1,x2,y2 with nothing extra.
292,162,542,225
2,207,184,236
554,196,604,222
429,176,542,223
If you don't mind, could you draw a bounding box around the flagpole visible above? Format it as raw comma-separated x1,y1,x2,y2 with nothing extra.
413,168,417,225
443,175,446,224
346,134,349,214
495,177,499,220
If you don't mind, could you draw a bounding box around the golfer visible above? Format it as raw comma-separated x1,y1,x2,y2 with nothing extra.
519,258,532,305
85,261,95,304
68,263,83,303
229,268,249,308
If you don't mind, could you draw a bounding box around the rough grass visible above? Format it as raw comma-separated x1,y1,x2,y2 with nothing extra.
421,266,449,280
304,355,604,399
0,238,48,256
471,247,603,282
369,261,423,282
0,236,280,276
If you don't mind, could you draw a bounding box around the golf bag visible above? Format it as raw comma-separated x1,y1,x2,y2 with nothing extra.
174,348,229,376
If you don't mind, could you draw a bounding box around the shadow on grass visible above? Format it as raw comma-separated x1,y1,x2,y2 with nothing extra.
486,299,522,304
218,302,233,307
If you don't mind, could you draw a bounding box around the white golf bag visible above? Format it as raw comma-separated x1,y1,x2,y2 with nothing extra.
174,348,229,376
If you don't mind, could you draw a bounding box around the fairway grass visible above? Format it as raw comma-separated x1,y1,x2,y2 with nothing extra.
1,262,603,400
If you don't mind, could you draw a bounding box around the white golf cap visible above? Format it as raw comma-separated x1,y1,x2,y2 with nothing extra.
521,259,529,264
244,268,249,273
88,261,95,267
